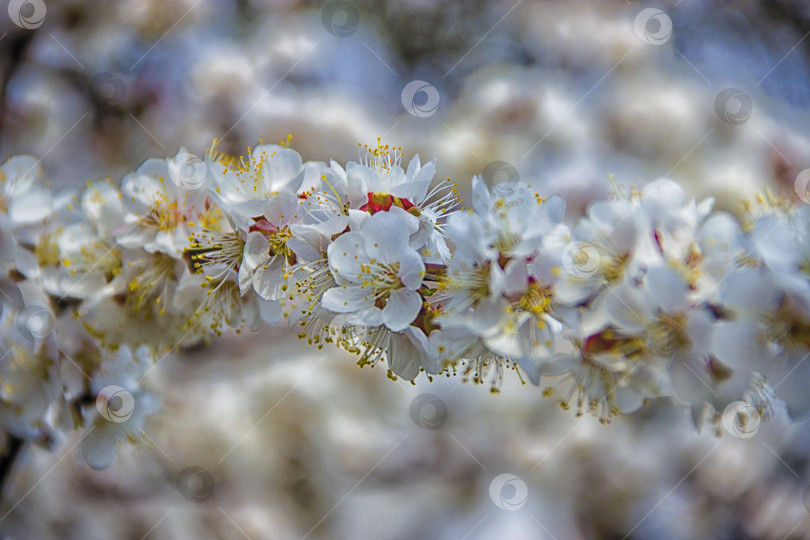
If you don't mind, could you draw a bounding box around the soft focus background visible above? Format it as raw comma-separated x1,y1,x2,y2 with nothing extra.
3,0,810,538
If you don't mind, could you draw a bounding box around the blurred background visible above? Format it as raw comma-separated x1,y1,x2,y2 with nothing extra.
3,0,810,538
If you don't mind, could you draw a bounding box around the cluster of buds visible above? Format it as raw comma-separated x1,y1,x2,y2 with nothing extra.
1,137,808,467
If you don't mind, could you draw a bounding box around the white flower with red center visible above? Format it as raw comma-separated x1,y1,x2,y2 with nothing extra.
639,178,715,262
236,190,305,320
554,178,713,307
595,265,720,420
323,141,461,264
322,209,426,332
540,318,669,424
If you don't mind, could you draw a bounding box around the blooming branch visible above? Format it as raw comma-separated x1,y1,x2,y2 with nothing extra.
1,137,806,467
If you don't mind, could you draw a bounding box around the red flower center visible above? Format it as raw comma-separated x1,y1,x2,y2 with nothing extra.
360,192,421,216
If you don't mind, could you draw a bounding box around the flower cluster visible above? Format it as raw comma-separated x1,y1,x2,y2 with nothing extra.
2,138,809,467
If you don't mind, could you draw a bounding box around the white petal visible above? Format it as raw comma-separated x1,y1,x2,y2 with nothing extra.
252,256,287,300
287,238,321,263
720,269,780,312
238,263,253,295
81,431,117,470
243,232,271,269
1,155,40,194
363,212,409,264
257,298,283,324
645,265,690,313
348,208,369,231
776,352,810,420
383,288,422,331
82,181,126,236
346,162,381,200
604,284,652,334
515,357,541,385
241,294,262,331
9,187,52,223
122,159,167,209
388,327,430,380
504,259,528,295
386,205,420,234
391,158,434,203
470,175,492,215
254,145,303,193
397,249,426,290
322,285,373,313
327,232,365,281
669,354,713,407
539,195,566,228
465,297,508,336
710,320,767,370
264,191,300,227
